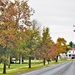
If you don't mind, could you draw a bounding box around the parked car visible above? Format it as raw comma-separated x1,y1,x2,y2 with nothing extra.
10,58,16,64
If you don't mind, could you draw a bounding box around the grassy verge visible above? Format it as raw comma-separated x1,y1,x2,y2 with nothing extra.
0,59,74,75
0,63,45,75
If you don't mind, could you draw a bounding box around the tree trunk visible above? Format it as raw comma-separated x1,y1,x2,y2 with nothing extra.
20,54,22,65
47,58,50,65
3,63,6,74
8,64,10,68
8,56,10,68
48,61,49,64
29,57,31,68
55,56,58,62
43,58,46,65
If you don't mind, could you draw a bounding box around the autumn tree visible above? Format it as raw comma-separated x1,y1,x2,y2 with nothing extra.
56,37,67,62
50,44,57,61
66,45,71,52
0,0,33,74
36,27,53,65
15,25,26,65
24,20,41,68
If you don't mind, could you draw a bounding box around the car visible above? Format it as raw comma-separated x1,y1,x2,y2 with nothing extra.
10,58,16,64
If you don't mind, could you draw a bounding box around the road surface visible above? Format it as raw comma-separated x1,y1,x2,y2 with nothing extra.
20,62,75,75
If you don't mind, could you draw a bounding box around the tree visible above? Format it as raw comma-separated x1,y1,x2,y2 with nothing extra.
0,0,33,73
16,26,26,65
56,37,67,62
66,45,71,52
37,27,53,65
50,44,57,61
69,41,74,48
25,20,41,68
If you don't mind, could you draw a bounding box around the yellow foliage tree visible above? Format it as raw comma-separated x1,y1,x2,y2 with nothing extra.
56,37,66,62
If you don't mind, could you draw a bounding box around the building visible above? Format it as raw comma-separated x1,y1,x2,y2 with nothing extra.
67,48,75,59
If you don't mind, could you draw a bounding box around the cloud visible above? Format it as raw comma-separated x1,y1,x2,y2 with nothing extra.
29,0,75,43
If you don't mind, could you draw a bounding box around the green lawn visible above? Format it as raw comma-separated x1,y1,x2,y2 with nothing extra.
0,59,74,75
0,60,44,75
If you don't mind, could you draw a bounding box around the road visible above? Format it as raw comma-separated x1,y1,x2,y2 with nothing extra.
20,62,75,75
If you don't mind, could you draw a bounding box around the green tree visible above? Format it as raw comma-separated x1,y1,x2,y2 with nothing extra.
69,41,74,48
25,20,41,68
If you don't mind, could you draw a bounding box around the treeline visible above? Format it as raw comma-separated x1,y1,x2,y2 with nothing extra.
0,0,67,74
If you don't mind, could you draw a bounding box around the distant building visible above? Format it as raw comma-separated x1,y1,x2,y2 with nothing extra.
67,48,75,59
60,53,66,58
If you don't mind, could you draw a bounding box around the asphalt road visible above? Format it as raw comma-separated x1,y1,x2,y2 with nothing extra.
20,62,75,75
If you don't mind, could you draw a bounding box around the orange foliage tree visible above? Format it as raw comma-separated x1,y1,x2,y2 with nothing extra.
50,44,57,61
34,27,54,65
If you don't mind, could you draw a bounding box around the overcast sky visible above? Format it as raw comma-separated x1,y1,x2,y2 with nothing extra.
28,0,75,44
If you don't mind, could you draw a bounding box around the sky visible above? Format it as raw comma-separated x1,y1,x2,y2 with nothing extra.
28,0,75,44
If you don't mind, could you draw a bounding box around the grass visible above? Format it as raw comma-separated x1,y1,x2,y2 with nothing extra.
0,60,45,75
0,59,74,75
